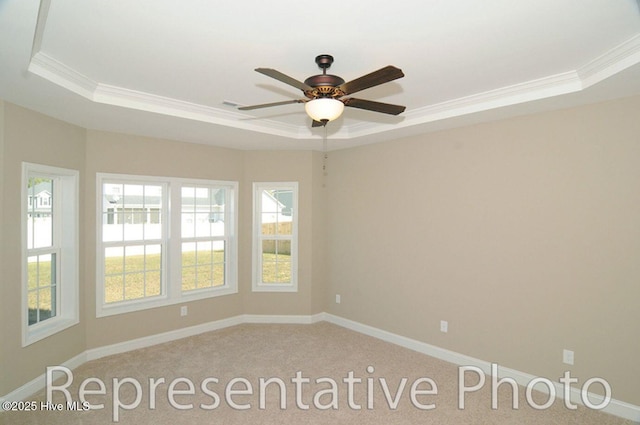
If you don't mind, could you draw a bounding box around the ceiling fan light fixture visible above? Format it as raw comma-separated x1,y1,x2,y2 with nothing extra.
240,56,405,127
304,98,344,123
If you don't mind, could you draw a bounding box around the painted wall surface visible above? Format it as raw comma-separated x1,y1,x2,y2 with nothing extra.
0,103,87,395
83,130,249,348
325,96,640,405
0,101,6,391
241,150,320,315
0,106,324,395
311,151,328,315
2,95,640,409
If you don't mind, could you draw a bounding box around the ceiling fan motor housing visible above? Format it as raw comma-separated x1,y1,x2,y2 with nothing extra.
304,75,345,96
304,54,346,99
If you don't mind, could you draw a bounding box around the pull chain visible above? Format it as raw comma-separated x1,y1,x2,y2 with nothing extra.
322,125,328,187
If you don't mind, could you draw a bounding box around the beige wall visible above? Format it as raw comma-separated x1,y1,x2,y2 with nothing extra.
242,151,319,315
1,103,87,395
0,105,324,395
310,151,328,314
2,95,639,406
325,95,640,405
0,101,6,387
83,130,249,348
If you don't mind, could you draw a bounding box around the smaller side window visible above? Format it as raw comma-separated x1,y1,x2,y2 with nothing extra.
22,163,79,346
252,182,298,292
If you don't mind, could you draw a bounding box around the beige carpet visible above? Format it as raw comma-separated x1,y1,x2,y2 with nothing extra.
1,322,636,424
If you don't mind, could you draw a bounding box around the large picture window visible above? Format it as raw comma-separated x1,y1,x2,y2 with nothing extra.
97,174,237,317
23,163,79,346
252,182,298,292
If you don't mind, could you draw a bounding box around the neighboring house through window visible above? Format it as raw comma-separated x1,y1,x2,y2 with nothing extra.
22,163,79,346
252,182,298,292
181,185,229,293
96,174,238,317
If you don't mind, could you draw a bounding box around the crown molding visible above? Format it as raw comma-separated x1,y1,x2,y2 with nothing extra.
579,33,640,88
344,71,582,139
346,35,640,139
93,82,304,138
28,51,307,139
27,1,640,141
28,51,97,99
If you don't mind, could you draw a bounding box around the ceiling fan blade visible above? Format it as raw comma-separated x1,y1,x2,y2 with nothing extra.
343,98,406,115
238,99,305,111
255,68,313,92
338,65,404,95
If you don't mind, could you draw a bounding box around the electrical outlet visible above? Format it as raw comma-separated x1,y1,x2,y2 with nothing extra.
180,306,188,317
563,349,574,365
440,320,448,333
335,294,341,304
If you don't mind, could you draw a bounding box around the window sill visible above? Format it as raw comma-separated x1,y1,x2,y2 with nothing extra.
23,317,79,347
252,283,298,293
96,285,238,318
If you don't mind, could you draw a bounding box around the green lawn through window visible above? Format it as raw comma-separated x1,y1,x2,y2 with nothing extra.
28,251,292,309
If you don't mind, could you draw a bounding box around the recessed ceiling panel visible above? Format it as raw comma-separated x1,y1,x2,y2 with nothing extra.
2,0,639,148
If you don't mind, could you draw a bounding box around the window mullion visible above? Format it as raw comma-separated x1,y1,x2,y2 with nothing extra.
102,239,162,248
168,180,181,301
27,246,57,256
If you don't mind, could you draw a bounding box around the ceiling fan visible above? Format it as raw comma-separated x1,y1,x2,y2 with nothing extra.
238,54,406,127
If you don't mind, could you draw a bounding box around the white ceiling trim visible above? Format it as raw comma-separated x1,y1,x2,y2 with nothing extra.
579,33,640,87
27,52,309,139
27,2,640,141
337,35,640,140
343,71,582,140
28,52,96,98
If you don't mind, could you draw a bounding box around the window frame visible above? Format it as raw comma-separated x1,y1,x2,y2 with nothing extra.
97,176,169,314
22,162,79,347
96,173,238,317
179,183,232,298
252,182,299,292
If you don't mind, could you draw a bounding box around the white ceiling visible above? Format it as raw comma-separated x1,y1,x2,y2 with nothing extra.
1,0,640,151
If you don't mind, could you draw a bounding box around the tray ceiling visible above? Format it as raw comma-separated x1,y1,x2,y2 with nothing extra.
1,0,640,150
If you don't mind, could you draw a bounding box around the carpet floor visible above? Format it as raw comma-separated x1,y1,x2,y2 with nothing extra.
1,322,636,424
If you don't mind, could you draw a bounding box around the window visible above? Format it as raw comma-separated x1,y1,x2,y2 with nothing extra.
101,181,165,305
22,163,79,346
252,182,298,292
97,174,237,317
181,185,228,293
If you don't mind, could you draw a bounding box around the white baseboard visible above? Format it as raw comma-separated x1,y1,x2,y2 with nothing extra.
2,312,639,423
85,315,244,362
243,313,325,325
0,313,318,405
322,313,640,423
0,351,87,407
84,313,326,362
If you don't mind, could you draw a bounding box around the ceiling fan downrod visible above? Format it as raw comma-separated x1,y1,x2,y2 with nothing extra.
304,55,345,97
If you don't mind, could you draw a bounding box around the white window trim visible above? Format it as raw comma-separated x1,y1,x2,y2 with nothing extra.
96,173,238,318
252,182,298,293
176,181,238,303
22,162,79,347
